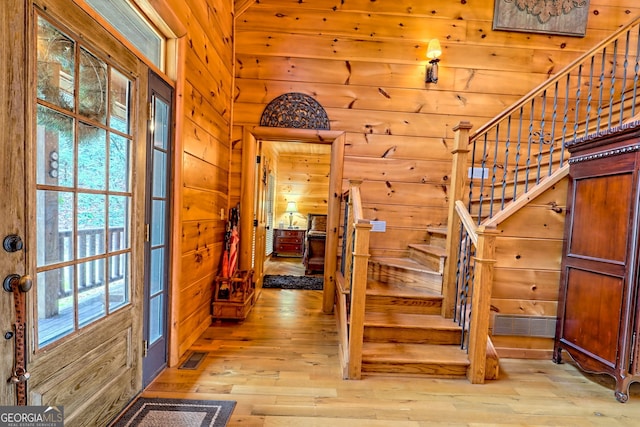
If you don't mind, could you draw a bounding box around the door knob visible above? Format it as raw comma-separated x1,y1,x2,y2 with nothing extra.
3,274,33,293
3,235,23,252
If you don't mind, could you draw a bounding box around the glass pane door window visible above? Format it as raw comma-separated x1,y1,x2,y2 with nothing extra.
143,72,172,386
35,15,133,348
148,94,169,346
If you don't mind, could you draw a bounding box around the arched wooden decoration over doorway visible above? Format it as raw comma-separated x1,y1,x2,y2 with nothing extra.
259,92,330,129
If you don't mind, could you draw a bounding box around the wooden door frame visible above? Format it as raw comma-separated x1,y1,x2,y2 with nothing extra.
239,126,345,313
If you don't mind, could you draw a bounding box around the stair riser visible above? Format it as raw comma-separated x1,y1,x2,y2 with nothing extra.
361,362,468,378
368,264,442,294
408,248,445,273
366,295,442,315
427,234,447,248
364,327,461,345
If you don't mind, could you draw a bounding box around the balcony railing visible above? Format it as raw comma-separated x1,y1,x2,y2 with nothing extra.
56,227,127,297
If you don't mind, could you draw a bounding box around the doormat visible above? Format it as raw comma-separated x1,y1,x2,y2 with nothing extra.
262,275,323,290
109,397,236,427
179,351,208,370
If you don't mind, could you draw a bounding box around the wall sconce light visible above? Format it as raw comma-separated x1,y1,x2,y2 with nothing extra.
426,39,442,84
285,201,298,228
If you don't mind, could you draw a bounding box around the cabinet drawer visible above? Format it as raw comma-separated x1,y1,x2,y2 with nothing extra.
275,230,304,238
277,236,302,244
276,243,302,252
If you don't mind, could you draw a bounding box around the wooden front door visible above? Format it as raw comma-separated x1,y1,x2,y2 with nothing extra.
0,1,29,408
1,1,149,424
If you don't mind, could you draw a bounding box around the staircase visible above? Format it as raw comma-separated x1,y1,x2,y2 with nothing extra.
358,227,485,378
339,16,640,382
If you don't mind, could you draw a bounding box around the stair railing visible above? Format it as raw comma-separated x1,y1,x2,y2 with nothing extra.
336,180,372,379
466,15,640,226
444,15,640,383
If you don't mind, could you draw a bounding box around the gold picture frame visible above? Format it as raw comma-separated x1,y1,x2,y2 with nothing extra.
492,0,590,38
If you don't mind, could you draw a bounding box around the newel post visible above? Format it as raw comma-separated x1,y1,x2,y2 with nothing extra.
442,121,473,318
466,225,498,384
347,219,372,380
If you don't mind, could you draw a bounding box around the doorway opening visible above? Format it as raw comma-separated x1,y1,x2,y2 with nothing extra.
262,140,331,281
239,127,345,313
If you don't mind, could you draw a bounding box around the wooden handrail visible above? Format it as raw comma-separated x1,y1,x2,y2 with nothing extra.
455,201,478,246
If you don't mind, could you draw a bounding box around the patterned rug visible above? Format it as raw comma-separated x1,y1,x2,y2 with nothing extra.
262,274,323,290
110,397,235,427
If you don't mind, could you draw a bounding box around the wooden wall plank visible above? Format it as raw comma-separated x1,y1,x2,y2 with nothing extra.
344,157,451,184
492,269,561,301
182,219,226,254
183,153,229,193
356,181,449,208
494,237,563,270
235,79,521,118
239,6,468,41
345,134,452,161
182,118,230,169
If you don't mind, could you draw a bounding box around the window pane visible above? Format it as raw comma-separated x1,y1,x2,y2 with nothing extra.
108,253,129,311
79,48,108,123
36,105,74,187
150,247,164,295
151,200,165,246
37,190,74,267
85,0,163,69
77,193,106,259
78,259,106,327
37,16,74,111
109,196,130,251
110,134,131,192
37,266,74,347
110,68,132,133
34,17,134,349
149,294,163,344
154,97,169,149
152,150,166,198
78,123,106,190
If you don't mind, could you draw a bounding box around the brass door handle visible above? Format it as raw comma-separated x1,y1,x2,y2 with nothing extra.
3,274,33,293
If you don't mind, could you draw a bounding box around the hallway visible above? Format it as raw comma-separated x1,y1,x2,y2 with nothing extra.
141,288,640,426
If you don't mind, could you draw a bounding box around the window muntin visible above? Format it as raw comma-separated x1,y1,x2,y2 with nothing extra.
85,0,165,71
35,15,134,348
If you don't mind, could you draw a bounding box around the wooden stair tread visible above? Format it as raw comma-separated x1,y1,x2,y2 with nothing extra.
426,226,447,235
366,279,441,298
362,342,469,365
365,312,460,330
370,256,441,274
408,243,446,257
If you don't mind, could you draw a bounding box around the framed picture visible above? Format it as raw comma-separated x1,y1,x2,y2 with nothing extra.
493,0,590,38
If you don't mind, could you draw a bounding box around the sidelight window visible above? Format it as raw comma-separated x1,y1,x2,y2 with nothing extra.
35,15,133,348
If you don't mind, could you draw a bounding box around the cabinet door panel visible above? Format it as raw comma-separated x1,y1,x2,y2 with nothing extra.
562,268,623,366
569,173,633,264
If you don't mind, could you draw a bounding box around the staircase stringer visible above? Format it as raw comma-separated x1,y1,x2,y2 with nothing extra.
483,164,569,229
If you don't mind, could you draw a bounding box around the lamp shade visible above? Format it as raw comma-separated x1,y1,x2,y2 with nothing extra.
426,39,442,60
285,201,297,213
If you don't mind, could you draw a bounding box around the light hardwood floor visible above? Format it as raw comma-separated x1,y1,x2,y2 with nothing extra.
263,256,307,276
144,289,640,426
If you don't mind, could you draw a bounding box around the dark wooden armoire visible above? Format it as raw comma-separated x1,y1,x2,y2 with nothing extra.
554,120,640,402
